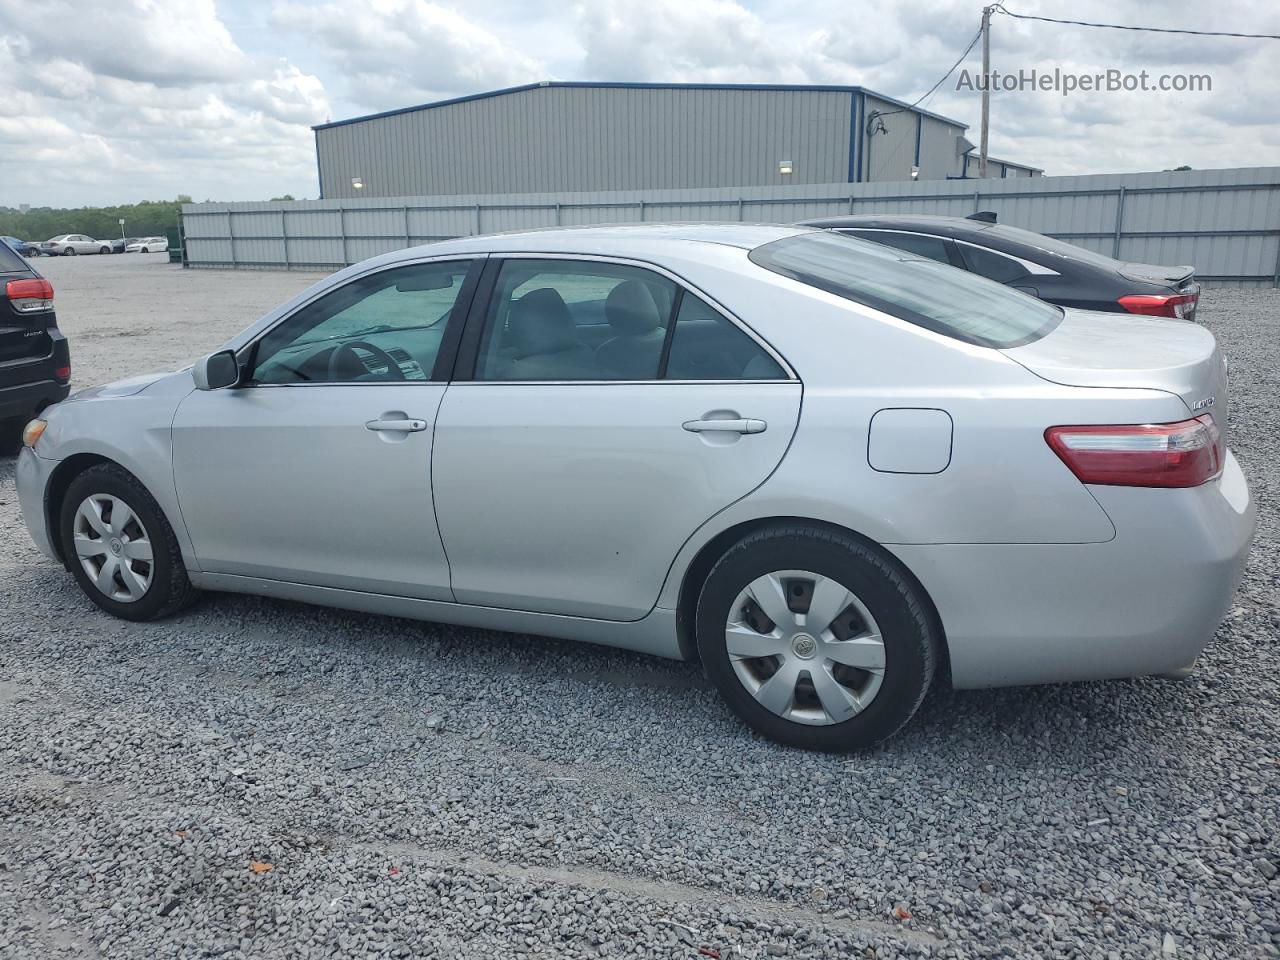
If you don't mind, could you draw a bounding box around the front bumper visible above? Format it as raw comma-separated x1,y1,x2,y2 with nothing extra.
16,445,61,561
892,451,1256,689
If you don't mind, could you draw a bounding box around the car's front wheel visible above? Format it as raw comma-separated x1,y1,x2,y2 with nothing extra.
696,525,938,751
99,246,110,254
58,463,199,621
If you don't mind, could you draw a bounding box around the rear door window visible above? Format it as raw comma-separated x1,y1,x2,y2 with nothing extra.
665,293,786,380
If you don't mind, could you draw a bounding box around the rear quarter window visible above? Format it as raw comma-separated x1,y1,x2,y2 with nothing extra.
0,241,26,273
749,231,1061,349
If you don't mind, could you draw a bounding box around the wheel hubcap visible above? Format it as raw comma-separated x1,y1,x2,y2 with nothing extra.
72,495,154,603
726,569,886,726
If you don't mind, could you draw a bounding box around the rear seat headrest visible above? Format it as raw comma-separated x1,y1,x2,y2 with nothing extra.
605,280,663,335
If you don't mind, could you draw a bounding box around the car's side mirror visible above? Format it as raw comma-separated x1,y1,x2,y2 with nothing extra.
192,350,240,391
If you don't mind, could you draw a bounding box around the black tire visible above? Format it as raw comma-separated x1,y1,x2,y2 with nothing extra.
696,525,937,752
99,247,110,255
58,463,199,621
63,247,76,256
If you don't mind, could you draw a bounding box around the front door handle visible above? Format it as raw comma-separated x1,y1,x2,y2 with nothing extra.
365,418,428,433
682,418,767,435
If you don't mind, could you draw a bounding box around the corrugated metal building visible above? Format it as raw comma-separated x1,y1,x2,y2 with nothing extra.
312,82,1040,200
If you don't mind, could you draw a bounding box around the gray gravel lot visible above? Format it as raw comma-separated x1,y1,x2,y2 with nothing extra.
1,254,1277,959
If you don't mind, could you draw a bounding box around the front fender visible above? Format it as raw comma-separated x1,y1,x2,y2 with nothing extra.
34,375,199,572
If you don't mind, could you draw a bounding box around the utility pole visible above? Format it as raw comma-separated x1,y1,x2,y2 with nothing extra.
979,4,992,179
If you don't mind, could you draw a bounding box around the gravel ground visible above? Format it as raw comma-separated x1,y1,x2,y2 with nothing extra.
1,254,1277,959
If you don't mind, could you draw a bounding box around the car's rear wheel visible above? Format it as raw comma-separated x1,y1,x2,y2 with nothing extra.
58,464,199,621
696,525,937,751
63,248,76,256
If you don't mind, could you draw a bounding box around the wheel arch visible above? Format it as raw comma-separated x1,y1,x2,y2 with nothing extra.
44,453,115,567
674,516,951,683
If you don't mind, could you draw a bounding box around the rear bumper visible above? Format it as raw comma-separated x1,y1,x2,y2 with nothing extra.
0,377,69,422
893,451,1255,688
17,445,60,561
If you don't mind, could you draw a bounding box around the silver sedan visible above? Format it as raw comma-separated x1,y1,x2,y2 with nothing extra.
15,225,1255,750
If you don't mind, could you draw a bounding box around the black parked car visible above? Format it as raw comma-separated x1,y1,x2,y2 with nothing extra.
0,240,70,450
110,236,142,254
801,213,1200,320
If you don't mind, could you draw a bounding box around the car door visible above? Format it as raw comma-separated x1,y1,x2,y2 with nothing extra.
71,236,93,253
431,255,802,621
171,257,480,600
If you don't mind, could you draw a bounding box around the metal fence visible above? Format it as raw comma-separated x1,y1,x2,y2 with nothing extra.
182,166,1280,285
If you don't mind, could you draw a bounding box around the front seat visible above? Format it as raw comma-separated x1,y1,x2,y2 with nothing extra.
500,287,593,380
594,281,666,378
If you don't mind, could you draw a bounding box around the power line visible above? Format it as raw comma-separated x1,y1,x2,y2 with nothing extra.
872,26,983,121
991,5,1280,40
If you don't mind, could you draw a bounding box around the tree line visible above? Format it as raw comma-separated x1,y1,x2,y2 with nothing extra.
0,198,194,242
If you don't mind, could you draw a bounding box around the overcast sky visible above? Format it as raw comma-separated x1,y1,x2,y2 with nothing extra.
2,0,1278,208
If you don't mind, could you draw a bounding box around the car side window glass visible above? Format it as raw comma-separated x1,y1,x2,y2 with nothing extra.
958,244,1029,283
845,230,951,265
249,260,472,384
475,260,677,381
665,293,786,381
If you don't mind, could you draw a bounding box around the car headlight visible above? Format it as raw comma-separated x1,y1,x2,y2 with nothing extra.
22,418,47,448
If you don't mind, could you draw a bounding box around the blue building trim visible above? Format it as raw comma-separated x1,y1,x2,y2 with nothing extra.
312,80,969,132
847,93,859,183
314,131,324,199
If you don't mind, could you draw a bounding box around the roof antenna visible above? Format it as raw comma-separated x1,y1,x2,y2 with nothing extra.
966,210,998,223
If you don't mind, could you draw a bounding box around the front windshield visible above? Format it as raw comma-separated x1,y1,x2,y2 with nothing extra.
749,231,1061,349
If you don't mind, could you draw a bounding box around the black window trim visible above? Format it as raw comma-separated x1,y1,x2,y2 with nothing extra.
233,255,485,388
448,252,798,385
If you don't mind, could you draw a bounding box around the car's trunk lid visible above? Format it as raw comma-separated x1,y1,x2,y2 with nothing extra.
1001,307,1227,426
1119,261,1195,287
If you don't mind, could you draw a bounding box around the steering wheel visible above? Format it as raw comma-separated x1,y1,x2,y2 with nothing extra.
326,340,407,382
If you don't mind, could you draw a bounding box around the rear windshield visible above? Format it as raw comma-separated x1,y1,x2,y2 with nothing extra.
979,223,1121,270
749,231,1061,349
0,240,26,273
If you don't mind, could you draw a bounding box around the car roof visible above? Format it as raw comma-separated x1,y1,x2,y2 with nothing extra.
382,223,814,263
801,213,1005,241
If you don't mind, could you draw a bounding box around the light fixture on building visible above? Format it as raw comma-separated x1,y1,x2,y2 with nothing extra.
351,176,364,189
910,166,920,180
778,160,794,175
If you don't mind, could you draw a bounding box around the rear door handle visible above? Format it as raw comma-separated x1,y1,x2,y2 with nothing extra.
365,418,428,433
682,418,767,435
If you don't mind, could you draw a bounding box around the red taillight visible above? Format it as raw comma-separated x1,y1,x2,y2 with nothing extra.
1045,415,1222,488
54,366,70,382
4,277,54,314
1118,292,1198,320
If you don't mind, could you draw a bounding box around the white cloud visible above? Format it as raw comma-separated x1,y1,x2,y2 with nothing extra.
0,0,328,206
3,0,1279,206
271,0,545,110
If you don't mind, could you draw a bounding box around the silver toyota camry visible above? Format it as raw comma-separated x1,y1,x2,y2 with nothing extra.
15,225,1255,751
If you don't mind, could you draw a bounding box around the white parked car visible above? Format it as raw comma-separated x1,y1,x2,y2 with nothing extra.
125,237,168,254
42,235,111,256
15,225,1255,750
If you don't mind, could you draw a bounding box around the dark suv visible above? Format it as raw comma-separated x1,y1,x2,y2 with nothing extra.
0,241,70,450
